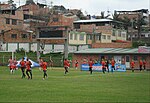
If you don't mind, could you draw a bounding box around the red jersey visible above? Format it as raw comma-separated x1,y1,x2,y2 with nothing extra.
42,62,47,70
26,61,32,70
143,61,146,65
8,59,13,67
39,59,43,67
139,61,143,66
111,60,115,66
101,61,106,68
88,61,93,68
64,60,69,67
130,61,135,68
75,61,78,67
20,60,26,68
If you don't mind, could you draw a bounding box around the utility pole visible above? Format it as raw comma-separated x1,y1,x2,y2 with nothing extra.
131,19,133,42
64,28,68,59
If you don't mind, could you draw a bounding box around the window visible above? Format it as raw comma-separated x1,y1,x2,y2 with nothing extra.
118,31,121,37
88,35,92,40
96,35,101,40
133,56,138,61
53,18,59,22
21,34,28,38
12,19,17,25
32,35,36,39
11,34,17,39
112,30,115,36
102,35,106,39
70,33,73,40
126,56,130,62
74,34,77,40
107,35,111,40
79,35,84,41
6,18,10,24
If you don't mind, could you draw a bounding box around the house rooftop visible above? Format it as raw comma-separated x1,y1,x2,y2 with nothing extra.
73,19,113,23
74,48,150,54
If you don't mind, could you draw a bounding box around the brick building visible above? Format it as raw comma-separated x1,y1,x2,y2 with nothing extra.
73,47,150,70
73,19,131,48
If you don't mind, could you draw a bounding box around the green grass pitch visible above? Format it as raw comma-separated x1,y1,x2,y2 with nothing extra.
0,66,150,103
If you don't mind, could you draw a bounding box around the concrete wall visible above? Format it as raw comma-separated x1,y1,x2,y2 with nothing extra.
1,43,88,53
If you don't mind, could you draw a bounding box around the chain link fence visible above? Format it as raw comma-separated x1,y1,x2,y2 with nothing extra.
0,56,65,67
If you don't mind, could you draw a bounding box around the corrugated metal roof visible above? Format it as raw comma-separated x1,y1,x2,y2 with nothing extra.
74,48,149,54
73,19,113,23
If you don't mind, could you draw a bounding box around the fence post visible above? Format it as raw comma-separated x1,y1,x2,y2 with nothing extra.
3,55,4,64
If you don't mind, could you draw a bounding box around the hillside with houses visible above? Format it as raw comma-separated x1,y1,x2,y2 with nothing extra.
0,0,150,54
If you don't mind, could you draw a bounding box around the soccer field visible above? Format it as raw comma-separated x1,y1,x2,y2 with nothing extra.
0,66,150,103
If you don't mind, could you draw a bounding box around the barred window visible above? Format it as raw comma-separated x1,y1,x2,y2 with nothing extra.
102,35,106,39
74,34,77,40
11,34,17,39
12,19,17,25
6,18,10,24
70,33,73,40
21,34,28,38
79,35,84,41
107,35,111,40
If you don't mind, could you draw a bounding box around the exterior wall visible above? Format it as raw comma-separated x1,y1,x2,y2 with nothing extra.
19,4,39,15
0,10,24,32
72,53,150,70
101,34,111,43
1,43,88,53
112,29,127,41
2,29,33,43
69,31,87,45
19,43,29,52
8,43,17,52
92,42,132,48
47,14,77,29
80,24,95,33
95,25,112,34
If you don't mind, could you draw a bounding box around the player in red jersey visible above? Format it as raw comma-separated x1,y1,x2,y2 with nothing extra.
111,58,116,72
13,58,18,70
42,60,48,80
130,59,135,72
143,60,146,71
88,59,94,74
101,59,106,74
75,60,78,69
139,59,143,71
26,58,32,79
39,57,43,71
8,56,14,74
20,57,26,78
64,59,69,75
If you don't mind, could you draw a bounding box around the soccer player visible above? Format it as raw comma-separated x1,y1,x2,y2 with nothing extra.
13,58,18,70
75,60,78,69
42,60,48,80
39,57,43,71
8,56,13,74
143,60,146,71
101,59,106,74
88,59,94,74
130,59,135,72
64,58,69,75
26,58,32,79
20,57,26,78
105,58,109,73
139,59,143,71
111,58,115,72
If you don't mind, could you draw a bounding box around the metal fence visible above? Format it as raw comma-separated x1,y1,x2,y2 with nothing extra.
0,56,64,67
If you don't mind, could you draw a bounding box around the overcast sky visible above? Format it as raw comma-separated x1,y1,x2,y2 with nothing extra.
1,0,150,15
